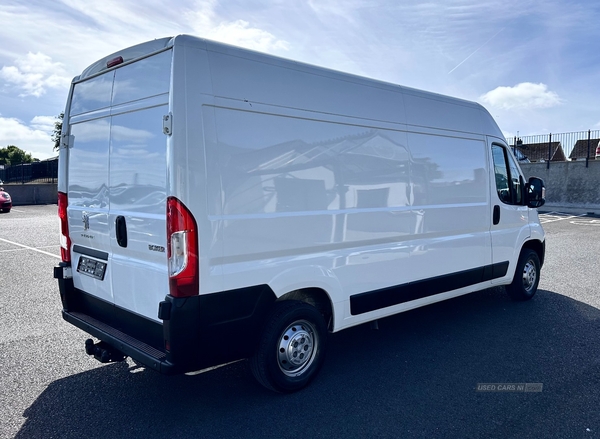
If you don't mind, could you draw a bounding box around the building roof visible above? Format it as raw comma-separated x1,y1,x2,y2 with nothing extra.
569,139,600,160
516,141,566,162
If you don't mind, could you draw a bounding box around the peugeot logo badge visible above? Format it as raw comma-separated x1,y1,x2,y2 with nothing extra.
82,211,90,230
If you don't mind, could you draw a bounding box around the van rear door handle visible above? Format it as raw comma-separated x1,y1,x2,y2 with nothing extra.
116,216,128,247
493,205,500,225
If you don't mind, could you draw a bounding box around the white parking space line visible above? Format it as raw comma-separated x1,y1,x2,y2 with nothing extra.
569,219,600,226
0,237,61,259
9,209,25,213
538,213,588,224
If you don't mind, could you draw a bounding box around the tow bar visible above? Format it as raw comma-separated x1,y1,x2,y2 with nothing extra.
85,339,126,363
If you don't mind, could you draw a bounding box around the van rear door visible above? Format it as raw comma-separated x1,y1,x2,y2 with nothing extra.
108,50,172,320
68,70,114,304
67,49,172,321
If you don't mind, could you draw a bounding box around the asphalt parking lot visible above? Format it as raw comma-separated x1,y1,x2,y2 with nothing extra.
1,206,599,438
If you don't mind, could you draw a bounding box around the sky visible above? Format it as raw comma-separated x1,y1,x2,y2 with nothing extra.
1,0,599,160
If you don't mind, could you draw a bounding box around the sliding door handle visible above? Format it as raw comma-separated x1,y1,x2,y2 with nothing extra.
493,205,500,225
116,216,128,248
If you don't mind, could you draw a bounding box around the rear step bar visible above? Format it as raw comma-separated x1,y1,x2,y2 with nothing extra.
63,311,177,374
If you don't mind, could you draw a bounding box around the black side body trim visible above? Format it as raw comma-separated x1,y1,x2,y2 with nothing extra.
350,261,509,315
73,245,109,261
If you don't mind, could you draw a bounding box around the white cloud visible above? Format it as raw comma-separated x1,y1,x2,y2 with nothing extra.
180,0,290,53
501,130,515,139
209,20,290,52
0,52,71,97
480,82,562,110
30,115,57,132
0,117,55,160
306,0,361,23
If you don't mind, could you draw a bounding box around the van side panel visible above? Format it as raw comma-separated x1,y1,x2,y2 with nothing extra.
189,43,497,331
200,69,493,331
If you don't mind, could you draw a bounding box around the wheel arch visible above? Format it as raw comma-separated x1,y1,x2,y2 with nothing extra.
522,239,545,267
268,265,343,331
276,288,334,331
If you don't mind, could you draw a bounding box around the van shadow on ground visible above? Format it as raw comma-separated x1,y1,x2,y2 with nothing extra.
17,287,600,439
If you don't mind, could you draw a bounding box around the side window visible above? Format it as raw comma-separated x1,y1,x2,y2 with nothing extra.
507,152,523,204
492,144,523,205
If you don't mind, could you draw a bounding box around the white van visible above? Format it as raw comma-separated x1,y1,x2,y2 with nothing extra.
54,35,546,392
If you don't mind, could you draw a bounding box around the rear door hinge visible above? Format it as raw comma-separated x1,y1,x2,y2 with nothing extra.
163,113,173,136
61,133,74,149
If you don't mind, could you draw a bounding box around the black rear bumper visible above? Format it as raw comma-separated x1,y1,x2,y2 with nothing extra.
54,262,276,374
62,310,176,373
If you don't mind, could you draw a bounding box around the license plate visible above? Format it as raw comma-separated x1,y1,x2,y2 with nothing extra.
77,256,107,280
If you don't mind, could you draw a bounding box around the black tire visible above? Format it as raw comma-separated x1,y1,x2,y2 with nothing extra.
250,300,327,393
506,249,541,301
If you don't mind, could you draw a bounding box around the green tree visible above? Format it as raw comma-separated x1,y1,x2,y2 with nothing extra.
0,145,34,166
52,112,64,151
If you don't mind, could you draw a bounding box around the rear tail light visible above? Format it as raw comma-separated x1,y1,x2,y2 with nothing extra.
58,191,71,262
167,197,199,297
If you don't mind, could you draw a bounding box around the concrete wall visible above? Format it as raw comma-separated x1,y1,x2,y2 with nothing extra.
2,184,58,206
520,160,600,209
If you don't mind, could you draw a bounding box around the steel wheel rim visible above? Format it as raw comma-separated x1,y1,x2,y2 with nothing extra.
522,259,537,292
277,320,318,377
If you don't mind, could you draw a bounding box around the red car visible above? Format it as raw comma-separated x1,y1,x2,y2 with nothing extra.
0,186,11,213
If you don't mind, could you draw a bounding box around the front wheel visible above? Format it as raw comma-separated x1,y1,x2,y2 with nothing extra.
250,300,327,393
506,249,541,301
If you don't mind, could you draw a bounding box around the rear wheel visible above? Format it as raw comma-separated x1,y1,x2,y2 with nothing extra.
250,300,327,393
506,249,540,301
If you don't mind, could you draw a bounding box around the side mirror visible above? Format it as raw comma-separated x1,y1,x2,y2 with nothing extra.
526,177,545,208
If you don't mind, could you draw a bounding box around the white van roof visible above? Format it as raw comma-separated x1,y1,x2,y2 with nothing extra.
76,34,504,138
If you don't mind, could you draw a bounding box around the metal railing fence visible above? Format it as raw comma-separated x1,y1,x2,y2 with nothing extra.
0,159,58,184
506,130,600,167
